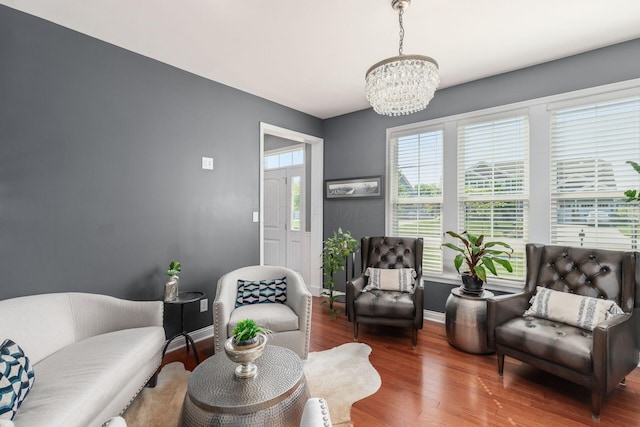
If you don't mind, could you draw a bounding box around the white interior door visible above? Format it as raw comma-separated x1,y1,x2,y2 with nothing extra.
264,168,287,266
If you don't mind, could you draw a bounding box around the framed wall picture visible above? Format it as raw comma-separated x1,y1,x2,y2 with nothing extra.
325,176,383,199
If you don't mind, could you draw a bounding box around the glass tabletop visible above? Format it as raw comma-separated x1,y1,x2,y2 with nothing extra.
164,290,205,304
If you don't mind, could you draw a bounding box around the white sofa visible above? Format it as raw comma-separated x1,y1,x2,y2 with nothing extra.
0,292,165,427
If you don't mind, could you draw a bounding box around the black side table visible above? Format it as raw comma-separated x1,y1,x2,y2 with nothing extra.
162,290,205,364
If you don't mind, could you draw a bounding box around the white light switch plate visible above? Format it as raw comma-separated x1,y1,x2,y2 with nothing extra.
202,157,214,170
252,211,259,222
200,298,208,312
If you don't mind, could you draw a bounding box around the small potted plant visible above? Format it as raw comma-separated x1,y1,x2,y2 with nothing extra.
442,231,513,294
321,228,359,315
230,319,272,348
163,261,181,302
224,319,272,378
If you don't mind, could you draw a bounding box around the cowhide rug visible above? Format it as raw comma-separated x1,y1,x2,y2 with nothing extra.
123,342,381,427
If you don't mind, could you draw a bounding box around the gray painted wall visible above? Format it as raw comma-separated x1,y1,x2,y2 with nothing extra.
0,5,322,335
323,38,640,312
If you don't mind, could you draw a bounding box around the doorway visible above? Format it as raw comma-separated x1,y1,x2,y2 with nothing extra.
264,153,304,269
259,123,323,295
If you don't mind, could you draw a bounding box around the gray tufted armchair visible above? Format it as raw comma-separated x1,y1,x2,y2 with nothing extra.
347,236,424,347
487,243,639,419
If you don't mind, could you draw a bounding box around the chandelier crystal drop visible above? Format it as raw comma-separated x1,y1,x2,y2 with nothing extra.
365,0,440,116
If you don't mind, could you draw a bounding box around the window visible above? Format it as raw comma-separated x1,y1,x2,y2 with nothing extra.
388,127,444,274
290,176,301,231
457,114,529,281
550,96,640,249
264,148,304,170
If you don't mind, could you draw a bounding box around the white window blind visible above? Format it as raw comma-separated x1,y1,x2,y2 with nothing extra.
550,96,640,250
457,115,529,281
388,128,443,274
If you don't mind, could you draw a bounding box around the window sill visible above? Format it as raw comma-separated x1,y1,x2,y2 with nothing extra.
422,273,523,294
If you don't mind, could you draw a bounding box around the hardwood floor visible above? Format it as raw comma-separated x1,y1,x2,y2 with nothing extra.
164,297,640,426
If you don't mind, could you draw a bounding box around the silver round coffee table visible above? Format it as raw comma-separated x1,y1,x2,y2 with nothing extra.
180,345,309,427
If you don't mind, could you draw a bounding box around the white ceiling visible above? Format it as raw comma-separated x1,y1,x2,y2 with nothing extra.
3,0,640,119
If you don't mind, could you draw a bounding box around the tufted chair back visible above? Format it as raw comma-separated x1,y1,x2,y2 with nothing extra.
361,236,423,276
524,243,636,312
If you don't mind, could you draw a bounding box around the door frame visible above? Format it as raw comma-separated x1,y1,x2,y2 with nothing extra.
259,122,324,295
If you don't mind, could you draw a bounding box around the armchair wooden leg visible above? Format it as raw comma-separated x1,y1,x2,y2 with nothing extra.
497,353,505,377
591,391,602,421
412,328,417,348
353,322,359,341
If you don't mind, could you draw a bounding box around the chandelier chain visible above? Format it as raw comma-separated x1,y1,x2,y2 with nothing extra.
398,8,404,56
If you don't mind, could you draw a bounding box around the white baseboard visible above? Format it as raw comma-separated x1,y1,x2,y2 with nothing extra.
310,285,323,297
164,325,215,354
424,309,445,324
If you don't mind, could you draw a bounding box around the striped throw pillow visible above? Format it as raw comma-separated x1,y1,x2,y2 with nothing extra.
523,286,624,331
363,267,416,294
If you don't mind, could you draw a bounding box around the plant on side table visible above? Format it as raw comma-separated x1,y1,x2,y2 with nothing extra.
163,261,181,302
224,319,272,378
442,231,513,295
321,227,359,316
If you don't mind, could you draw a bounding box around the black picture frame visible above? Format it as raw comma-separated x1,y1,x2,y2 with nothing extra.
325,176,383,199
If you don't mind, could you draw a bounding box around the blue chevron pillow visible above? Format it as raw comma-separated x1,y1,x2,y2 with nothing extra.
0,339,35,421
236,276,287,307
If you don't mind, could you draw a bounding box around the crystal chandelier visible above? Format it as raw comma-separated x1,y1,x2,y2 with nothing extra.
365,0,440,116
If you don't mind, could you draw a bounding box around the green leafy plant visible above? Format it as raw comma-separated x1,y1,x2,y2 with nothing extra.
442,231,514,282
231,319,272,344
321,228,359,315
166,261,181,276
624,161,640,201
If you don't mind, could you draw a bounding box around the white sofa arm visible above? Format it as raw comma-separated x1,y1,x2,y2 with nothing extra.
0,420,15,427
69,293,163,341
300,398,332,427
